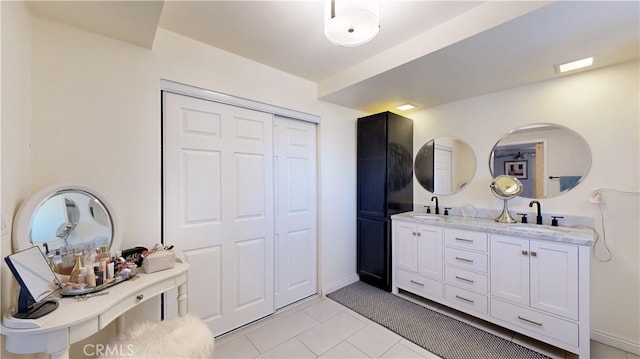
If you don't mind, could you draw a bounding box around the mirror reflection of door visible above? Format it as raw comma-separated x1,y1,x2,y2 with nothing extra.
492,141,547,198
434,144,452,194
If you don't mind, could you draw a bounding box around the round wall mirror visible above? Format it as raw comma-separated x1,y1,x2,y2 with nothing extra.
13,183,121,273
415,136,476,195
489,123,591,198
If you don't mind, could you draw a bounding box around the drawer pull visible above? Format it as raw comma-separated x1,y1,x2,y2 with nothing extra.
455,256,474,263
455,237,474,243
455,295,474,303
517,315,543,326
455,276,474,283
410,280,425,286
136,294,144,302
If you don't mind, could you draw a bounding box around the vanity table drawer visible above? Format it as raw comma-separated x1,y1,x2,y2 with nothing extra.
490,298,578,346
445,266,488,294
444,248,487,273
445,284,488,315
445,229,488,252
396,269,443,299
100,279,177,328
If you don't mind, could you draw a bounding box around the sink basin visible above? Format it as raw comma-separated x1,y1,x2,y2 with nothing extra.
507,224,569,234
409,214,444,221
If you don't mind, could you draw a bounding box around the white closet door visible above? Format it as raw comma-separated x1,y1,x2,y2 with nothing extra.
273,116,318,309
163,92,274,336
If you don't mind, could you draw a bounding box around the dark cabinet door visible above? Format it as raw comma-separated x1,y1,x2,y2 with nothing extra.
356,111,412,292
357,217,390,291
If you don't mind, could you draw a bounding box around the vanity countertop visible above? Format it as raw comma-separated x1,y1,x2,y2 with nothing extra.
391,211,594,246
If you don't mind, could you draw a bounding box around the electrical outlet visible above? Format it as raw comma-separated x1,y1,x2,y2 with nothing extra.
589,191,605,204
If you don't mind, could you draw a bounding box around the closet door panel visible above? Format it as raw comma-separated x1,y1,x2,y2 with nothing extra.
274,117,318,309
164,92,273,336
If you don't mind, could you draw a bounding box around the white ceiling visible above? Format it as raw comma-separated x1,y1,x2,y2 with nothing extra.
26,1,640,114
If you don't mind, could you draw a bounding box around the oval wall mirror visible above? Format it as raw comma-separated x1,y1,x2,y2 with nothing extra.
415,136,476,195
13,183,122,273
489,123,591,198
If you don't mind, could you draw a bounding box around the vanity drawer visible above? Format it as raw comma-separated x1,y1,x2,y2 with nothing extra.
445,229,488,252
445,284,488,315
100,279,177,329
444,247,488,273
490,298,578,347
445,266,488,295
396,269,443,300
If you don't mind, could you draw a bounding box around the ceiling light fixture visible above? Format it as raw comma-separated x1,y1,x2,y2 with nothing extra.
556,57,594,73
396,104,415,111
324,0,380,47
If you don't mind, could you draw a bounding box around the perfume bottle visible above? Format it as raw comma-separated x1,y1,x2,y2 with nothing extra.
48,254,57,273
70,252,84,283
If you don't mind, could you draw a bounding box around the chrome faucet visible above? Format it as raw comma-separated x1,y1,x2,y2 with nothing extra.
529,200,543,225
431,196,440,215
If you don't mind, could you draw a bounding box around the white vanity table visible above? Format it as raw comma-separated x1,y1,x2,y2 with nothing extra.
392,212,593,358
2,262,188,359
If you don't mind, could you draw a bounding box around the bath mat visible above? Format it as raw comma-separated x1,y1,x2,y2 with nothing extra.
327,281,550,359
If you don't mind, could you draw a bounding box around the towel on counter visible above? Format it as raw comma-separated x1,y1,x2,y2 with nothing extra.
559,176,581,191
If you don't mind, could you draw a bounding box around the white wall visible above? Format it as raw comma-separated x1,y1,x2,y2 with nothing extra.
1,2,34,357
1,8,363,357
411,60,640,352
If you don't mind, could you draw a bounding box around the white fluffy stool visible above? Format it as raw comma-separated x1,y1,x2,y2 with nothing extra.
101,314,214,358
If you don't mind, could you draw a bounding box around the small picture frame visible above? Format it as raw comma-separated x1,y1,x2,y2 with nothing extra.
505,160,527,179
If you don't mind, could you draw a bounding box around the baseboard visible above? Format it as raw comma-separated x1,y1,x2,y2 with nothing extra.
592,329,640,355
321,274,359,297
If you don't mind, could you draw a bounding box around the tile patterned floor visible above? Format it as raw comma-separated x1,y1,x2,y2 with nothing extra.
213,296,639,359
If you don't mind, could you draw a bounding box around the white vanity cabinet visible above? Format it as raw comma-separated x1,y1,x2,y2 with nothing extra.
391,214,592,358
490,234,578,319
490,234,583,351
393,221,443,300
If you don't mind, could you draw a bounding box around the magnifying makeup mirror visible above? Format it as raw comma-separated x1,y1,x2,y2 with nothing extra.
490,175,523,223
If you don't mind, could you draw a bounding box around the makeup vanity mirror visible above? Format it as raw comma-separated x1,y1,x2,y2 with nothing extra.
414,136,476,195
5,246,61,319
489,123,591,198
12,183,122,275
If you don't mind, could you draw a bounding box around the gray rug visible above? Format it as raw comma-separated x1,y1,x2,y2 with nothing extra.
327,281,550,359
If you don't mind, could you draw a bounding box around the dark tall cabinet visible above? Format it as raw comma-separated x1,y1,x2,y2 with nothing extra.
357,111,413,291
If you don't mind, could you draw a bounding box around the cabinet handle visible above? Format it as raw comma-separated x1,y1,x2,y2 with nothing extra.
412,232,416,236
530,251,537,257
521,250,528,255
410,280,425,286
517,316,543,326
455,276,474,283
455,256,474,263
455,237,474,243
455,295,474,303
417,232,421,237
136,294,144,302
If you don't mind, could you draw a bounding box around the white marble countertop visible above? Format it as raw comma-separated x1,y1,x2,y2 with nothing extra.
391,211,595,246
